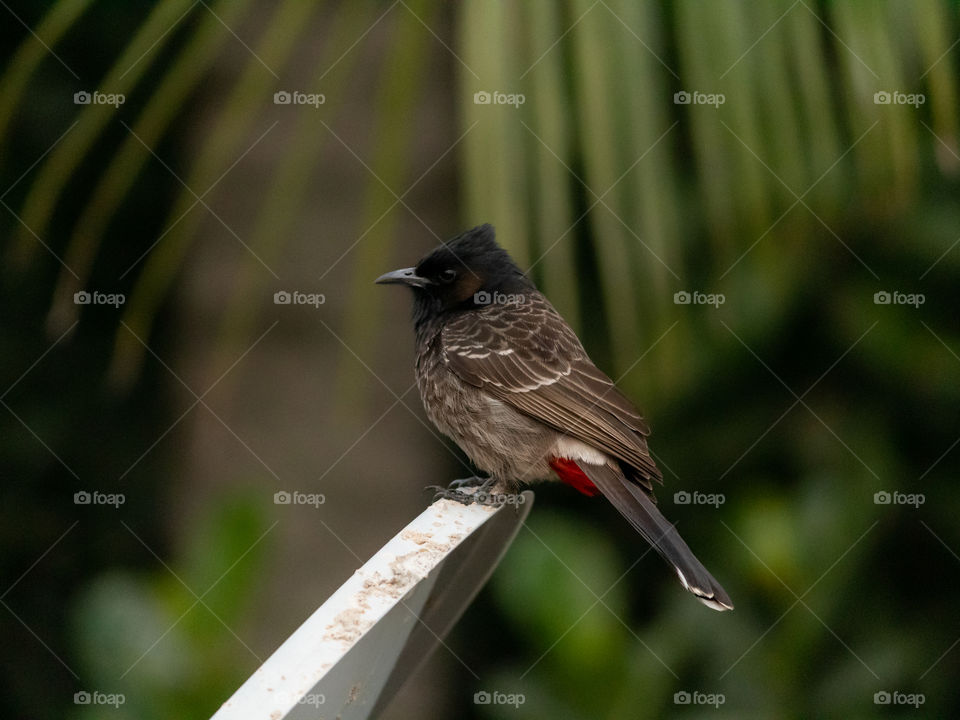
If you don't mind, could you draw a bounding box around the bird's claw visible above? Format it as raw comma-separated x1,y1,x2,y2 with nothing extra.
430,487,505,507
426,476,502,506
448,475,488,489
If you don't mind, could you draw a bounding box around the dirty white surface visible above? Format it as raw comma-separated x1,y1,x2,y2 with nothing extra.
210,497,516,720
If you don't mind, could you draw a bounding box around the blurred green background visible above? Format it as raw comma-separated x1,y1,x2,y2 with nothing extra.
2,0,959,718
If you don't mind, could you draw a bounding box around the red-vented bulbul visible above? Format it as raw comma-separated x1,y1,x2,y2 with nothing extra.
376,224,732,611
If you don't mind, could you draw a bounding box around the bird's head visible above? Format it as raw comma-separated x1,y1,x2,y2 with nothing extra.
376,224,533,323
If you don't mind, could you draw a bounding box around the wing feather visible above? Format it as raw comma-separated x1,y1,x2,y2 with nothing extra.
442,295,662,485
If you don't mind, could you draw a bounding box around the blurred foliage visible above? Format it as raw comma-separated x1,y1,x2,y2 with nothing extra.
2,0,960,719
70,497,270,720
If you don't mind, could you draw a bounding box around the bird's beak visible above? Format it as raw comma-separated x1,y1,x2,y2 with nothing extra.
375,267,433,288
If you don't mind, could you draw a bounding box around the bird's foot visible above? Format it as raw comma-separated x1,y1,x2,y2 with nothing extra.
449,475,490,490
427,476,504,506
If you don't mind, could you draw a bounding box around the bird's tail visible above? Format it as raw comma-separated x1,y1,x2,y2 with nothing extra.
577,461,733,611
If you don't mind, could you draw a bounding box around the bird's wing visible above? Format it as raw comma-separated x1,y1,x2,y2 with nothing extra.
442,294,662,487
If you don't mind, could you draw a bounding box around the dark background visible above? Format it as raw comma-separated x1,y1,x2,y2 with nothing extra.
1,1,959,718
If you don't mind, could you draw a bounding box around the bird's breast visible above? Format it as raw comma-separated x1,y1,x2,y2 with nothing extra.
414,337,557,482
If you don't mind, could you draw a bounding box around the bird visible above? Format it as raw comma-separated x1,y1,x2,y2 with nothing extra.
376,223,732,611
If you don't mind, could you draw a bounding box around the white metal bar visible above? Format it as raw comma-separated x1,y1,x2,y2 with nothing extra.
211,493,532,720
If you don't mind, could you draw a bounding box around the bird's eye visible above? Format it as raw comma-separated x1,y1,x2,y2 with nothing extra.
440,268,457,283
